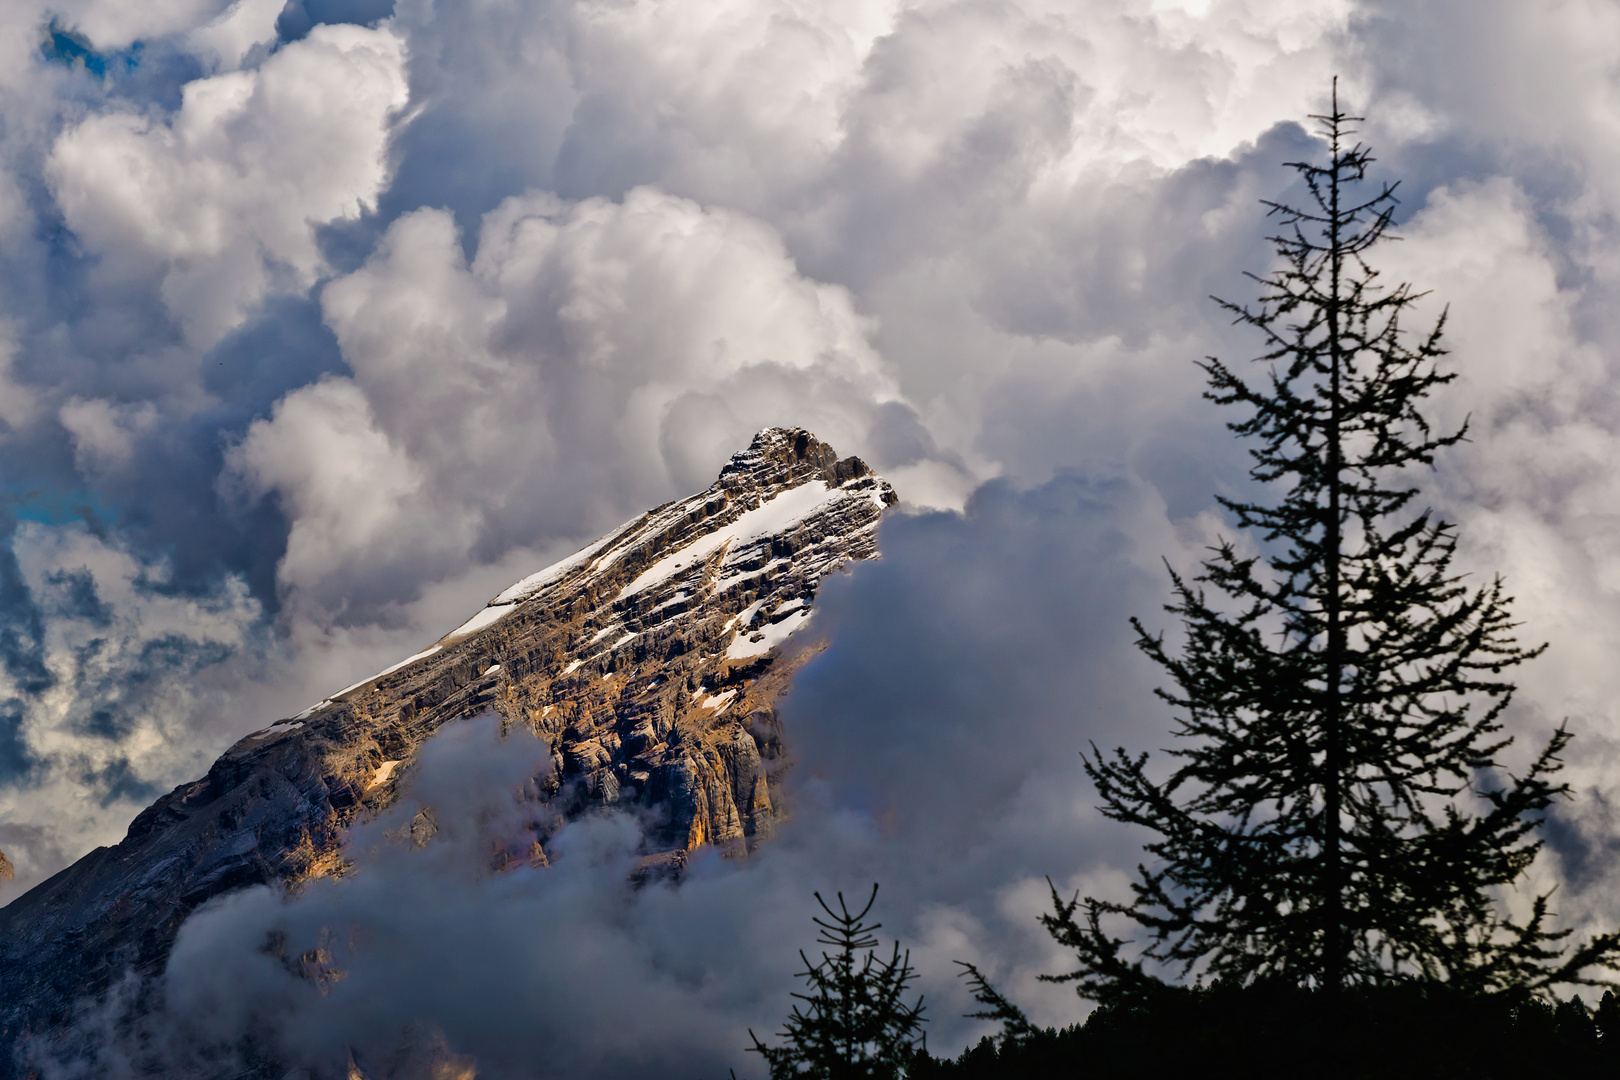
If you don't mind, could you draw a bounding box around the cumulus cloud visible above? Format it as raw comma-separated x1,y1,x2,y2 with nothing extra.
226,376,426,613
0,327,41,440
186,0,286,71
58,398,161,476
47,22,407,347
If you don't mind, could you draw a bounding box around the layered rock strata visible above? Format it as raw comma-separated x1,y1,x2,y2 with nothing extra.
0,427,895,1070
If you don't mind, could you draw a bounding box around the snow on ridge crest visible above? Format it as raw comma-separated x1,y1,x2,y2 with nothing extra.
442,427,893,643
321,427,897,706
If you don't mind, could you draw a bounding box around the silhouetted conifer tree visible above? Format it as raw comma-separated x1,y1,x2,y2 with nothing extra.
954,962,1035,1049
744,885,927,1079
1044,82,1620,1003
1596,989,1620,1055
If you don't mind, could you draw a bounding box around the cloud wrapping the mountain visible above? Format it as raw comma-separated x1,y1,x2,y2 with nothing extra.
34,473,1191,1078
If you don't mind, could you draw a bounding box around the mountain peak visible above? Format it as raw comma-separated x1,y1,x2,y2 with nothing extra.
719,425,875,486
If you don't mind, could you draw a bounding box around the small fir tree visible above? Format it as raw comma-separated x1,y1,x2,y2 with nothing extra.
1045,82,1620,1002
745,886,927,1079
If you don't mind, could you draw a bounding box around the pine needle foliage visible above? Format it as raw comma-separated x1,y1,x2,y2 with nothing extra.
954,962,1036,1049
745,886,927,1079
1045,82,1620,1003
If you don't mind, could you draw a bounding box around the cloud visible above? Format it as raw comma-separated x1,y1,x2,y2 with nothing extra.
46,22,407,347
225,375,426,613
45,0,230,52
0,327,41,441
58,398,161,476
186,0,285,70
0,522,260,903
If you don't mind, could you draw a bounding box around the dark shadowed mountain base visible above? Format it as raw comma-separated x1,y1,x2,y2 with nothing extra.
911,983,1620,1080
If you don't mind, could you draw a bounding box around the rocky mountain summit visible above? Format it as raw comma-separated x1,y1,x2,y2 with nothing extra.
0,427,896,1074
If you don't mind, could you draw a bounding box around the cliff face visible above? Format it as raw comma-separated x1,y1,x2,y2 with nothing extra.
0,427,896,1069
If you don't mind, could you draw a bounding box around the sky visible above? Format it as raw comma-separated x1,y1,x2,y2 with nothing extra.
6,0,1620,1074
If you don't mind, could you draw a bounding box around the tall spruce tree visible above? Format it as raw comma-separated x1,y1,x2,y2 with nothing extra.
1044,83,1620,1002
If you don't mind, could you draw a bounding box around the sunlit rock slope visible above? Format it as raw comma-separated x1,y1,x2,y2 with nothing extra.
0,427,896,1070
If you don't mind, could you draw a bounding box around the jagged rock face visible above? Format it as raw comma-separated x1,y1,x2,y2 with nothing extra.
0,427,896,1070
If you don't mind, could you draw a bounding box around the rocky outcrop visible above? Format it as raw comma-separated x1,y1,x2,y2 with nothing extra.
0,849,11,881
0,427,895,1071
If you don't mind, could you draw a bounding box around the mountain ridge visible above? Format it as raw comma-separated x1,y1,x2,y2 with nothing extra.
0,426,897,1074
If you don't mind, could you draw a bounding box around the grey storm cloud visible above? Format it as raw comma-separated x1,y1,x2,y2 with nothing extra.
4,0,1620,1065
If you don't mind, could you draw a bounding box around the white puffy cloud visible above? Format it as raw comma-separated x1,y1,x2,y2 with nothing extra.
0,325,41,440
58,397,161,475
46,23,408,347
187,0,287,71
384,0,1355,473
226,376,427,611
42,0,231,51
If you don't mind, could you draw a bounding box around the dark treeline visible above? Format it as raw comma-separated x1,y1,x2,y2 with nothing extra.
911,985,1620,1079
